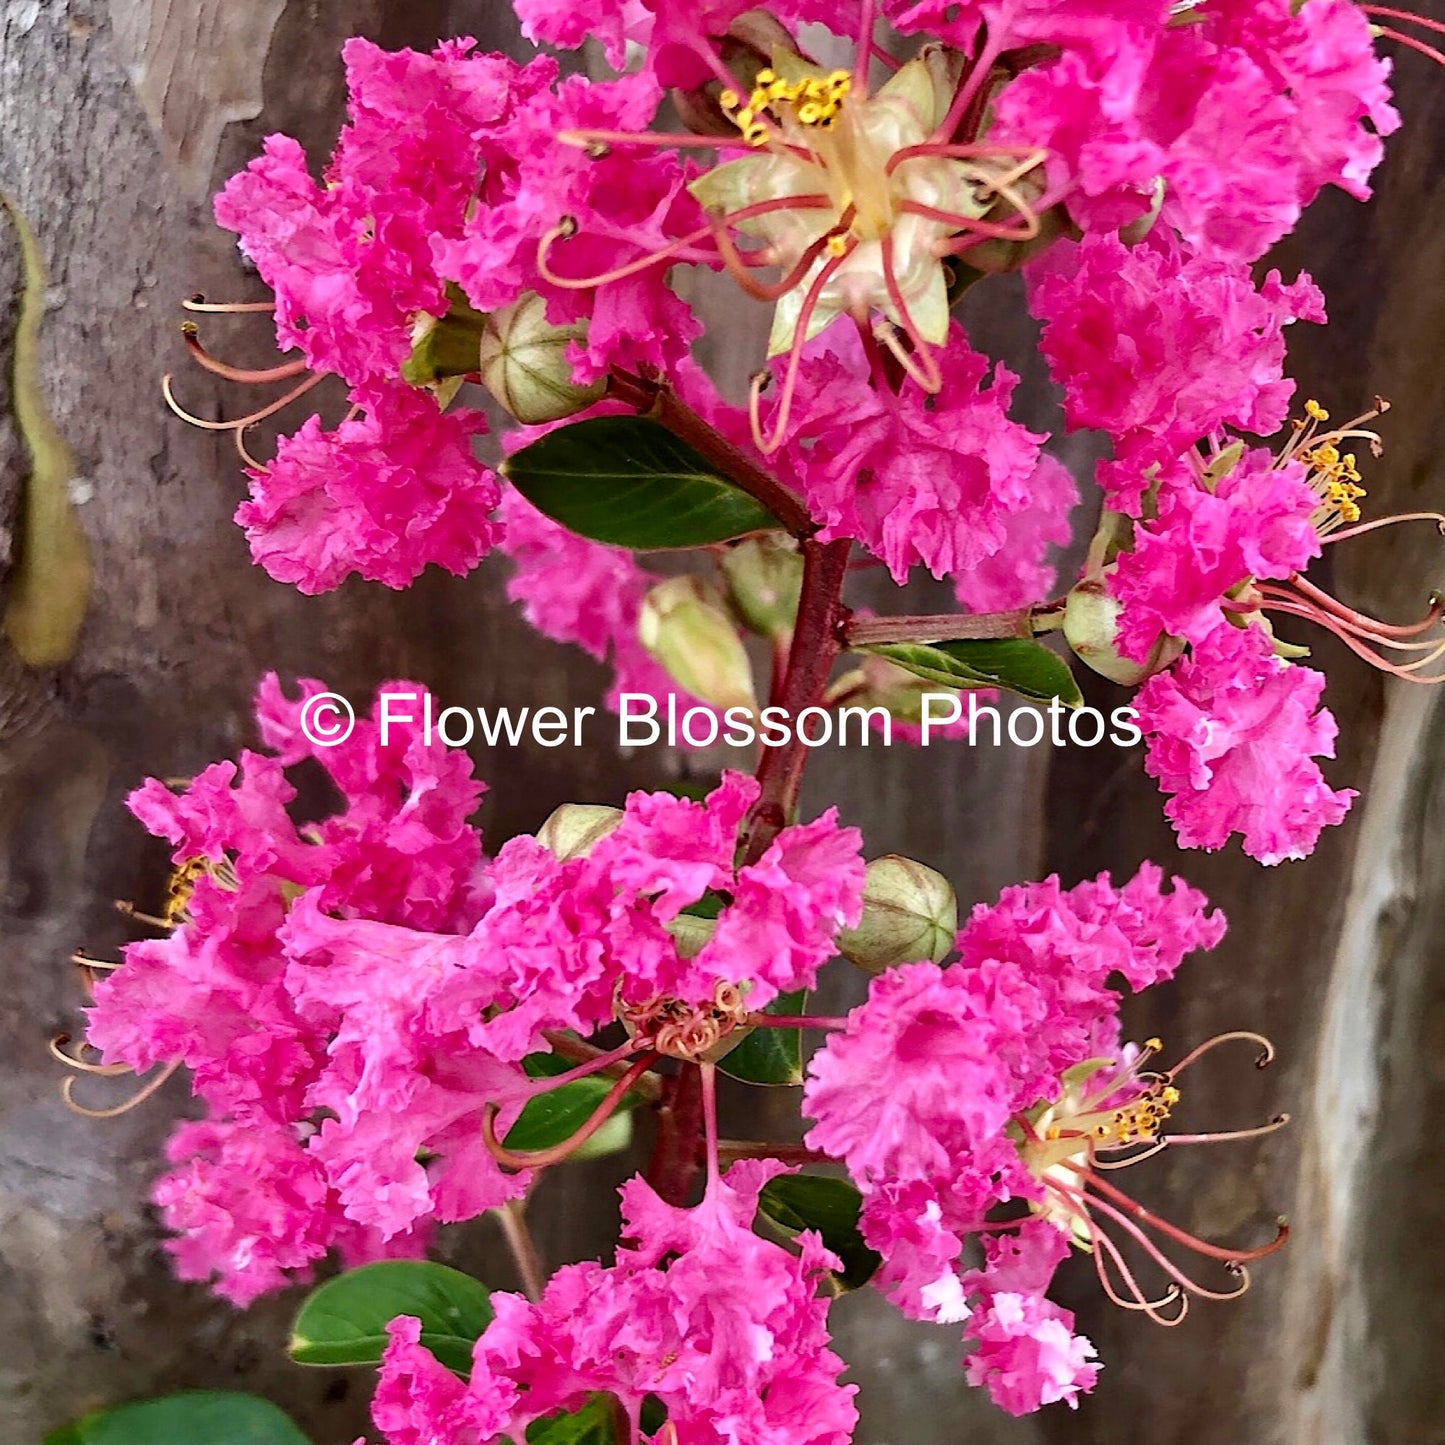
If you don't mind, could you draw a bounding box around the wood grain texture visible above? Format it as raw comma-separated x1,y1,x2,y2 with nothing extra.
107,0,288,197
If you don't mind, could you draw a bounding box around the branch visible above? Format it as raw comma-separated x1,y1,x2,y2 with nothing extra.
743,537,851,863
843,609,1037,647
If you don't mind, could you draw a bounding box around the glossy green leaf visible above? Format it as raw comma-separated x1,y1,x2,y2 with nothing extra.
859,637,1083,708
508,1052,646,1153
758,1174,882,1290
501,416,777,549
289,1260,492,1375
719,989,805,1086
526,1393,619,1445
43,1393,310,1445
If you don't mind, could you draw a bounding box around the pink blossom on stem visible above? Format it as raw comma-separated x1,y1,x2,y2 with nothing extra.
1136,619,1356,863
237,384,500,596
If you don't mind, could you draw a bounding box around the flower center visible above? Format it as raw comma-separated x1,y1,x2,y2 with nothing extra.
619,981,750,1060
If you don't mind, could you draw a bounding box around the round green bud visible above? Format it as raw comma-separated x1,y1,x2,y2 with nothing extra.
638,576,758,714
836,855,958,972
535,803,623,862
477,291,607,425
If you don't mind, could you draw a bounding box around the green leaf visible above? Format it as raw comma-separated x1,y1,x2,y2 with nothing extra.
0,193,91,665
43,1392,311,1445
859,637,1083,708
507,1052,647,1153
719,989,805,1086
501,416,777,550
289,1260,492,1375
758,1175,882,1291
526,1394,619,1445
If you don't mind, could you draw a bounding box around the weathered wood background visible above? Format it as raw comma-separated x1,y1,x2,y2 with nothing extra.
0,2,1441,1441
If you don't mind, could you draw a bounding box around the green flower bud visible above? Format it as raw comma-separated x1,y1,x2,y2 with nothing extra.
638,576,758,713
535,803,623,861
666,913,716,959
402,291,489,405
836,855,958,972
1062,577,1182,686
477,291,607,425
720,536,803,640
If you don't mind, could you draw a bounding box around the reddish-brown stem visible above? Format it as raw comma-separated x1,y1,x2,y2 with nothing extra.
497,1199,546,1303
746,1013,848,1030
647,1061,706,1206
717,1139,833,1165
607,369,816,539
744,537,852,863
844,610,1036,646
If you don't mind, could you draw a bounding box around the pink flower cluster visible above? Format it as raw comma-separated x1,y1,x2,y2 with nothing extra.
804,864,1225,1414
216,38,700,593
375,1162,857,1444
84,682,863,1301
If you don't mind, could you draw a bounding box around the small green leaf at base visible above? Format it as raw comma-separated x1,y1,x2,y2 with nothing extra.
758,1174,882,1291
526,1394,619,1445
289,1260,492,1375
42,1392,311,1445
859,637,1083,708
501,416,777,550
507,1051,647,1155
720,990,805,1086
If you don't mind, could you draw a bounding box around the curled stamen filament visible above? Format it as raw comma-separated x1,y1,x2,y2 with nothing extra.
1053,1175,1256,1304
482,1052,659,1170
1256,596,1445,682
181,327,307,385
1282,574,1445,641
71,950,121,972
183,295,275,313
751,244,855,453
538,196,833,293
50,1034,130,1075
114,899,175,930
1372,23,1445,66
516,1039,646,1099
1164,1114,1291,1146
162,370,325,433
1074,1203,1190,1324
63,1060,180,1118
1063,1160,1290,1266
1167,1030,1275,1076
1090,1138,1170,1169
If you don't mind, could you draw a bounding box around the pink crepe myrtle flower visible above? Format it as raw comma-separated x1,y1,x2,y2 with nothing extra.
1028,233,1324,513
214,40,554,388
151,1116,432,1309
339,772,862,1065
374,1161,858,1444
434,67,704,386
1109,448,1322,660
771,326,1047,583
77,677,521,1296
993,0,1397,258
961,1222,1099,1415
1135,619,1356,864
803,866,1286,1413
952,452,1079,613
237,384,500,595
